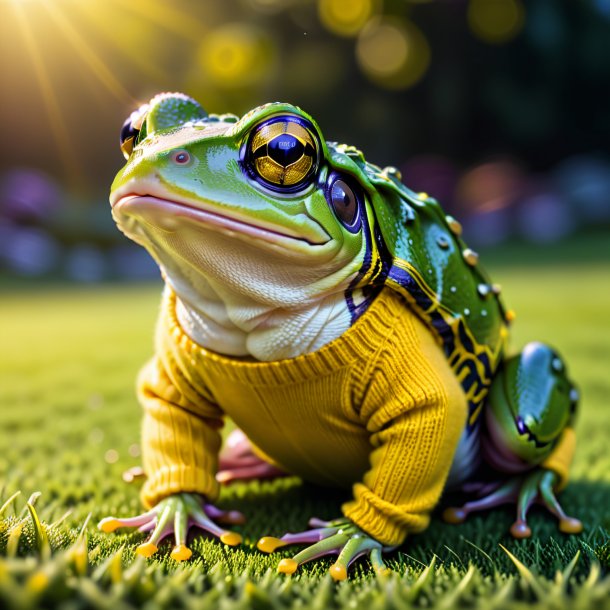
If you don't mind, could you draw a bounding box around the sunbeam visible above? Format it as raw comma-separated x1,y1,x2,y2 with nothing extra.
10,0,83,188
40,0,135,107
109,0,209,42
71,0,168,86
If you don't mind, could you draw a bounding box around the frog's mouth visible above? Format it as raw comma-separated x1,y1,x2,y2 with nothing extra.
111,194,331,253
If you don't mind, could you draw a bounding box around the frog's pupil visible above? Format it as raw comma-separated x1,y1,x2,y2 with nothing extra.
267,134,304,167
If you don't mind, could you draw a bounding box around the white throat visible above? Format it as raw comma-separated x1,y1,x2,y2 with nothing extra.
174,278,354,361
153,222,360,361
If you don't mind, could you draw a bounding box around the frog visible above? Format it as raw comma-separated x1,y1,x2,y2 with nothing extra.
99,92,582,580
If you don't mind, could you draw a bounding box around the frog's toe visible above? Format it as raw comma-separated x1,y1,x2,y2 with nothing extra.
328,533,381,581
559,517,583,534
97,509,156,533
442,478,520,526
442,507,467,524
538,471,583,535
202,503,246,525
276,530,350,575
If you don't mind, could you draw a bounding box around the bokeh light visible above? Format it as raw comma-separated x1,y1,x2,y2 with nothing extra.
318,0,377,37
455,161,525,213
198,23,276,89
356,17,430,89
467,0,525,44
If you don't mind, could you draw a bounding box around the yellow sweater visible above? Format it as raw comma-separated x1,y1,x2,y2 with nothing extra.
138,287,468,546
137,286,574,546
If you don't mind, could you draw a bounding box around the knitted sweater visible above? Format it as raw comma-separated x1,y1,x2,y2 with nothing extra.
137,286,574,546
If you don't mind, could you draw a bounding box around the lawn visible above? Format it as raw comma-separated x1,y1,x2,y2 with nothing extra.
1,243,609,609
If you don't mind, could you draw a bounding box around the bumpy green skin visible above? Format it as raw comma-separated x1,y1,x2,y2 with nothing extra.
104,92,581,577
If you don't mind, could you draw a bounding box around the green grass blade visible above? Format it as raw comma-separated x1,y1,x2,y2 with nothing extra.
26,502,51,561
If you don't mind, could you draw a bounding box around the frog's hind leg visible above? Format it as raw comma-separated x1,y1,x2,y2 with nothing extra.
444,342,583,538
217,429,287,483
442,478,521,528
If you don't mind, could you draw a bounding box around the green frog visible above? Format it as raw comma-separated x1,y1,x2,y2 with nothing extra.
99,92,581,580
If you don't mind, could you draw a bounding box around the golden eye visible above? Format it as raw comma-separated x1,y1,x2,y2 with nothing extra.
247,116,318,189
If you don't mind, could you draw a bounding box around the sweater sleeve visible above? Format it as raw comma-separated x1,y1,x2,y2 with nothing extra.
138,301,225,508
342,310,468,547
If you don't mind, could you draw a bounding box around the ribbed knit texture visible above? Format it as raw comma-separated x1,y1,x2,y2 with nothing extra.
138,286,470,546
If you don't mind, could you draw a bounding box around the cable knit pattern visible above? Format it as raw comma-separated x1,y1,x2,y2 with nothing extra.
138,285,470,545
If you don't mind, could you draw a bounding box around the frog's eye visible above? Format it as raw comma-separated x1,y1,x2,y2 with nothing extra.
246,116,319,191
120,104,149,159
326,175,362,232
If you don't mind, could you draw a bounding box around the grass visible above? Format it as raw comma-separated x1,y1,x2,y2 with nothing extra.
1,244,609,609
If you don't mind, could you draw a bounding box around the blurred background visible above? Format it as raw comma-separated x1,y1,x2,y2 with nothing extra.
0,0,608,282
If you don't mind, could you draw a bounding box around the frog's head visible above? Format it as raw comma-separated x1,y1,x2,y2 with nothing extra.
110,92,381,308
484,342,579,470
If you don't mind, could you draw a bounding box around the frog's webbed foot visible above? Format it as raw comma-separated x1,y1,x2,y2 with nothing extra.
443,469,582,538
217,429,288,484
257,517,393,580
98,493,245,561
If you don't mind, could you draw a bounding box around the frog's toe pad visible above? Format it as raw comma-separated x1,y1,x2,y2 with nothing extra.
509,520,532,539
559,517,583,535
98,518,121,533
442,507,467,524
329,563,348,581
257,536,288,553
277,558,298,575
220,531,242,546
170,544,192,562
135,542,159,558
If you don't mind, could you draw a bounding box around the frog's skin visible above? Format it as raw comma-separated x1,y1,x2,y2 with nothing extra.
99,92,581,579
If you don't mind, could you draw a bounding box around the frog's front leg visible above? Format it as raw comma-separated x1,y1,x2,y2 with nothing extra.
99,493,244,560
258,517,392,580
443,342,583,538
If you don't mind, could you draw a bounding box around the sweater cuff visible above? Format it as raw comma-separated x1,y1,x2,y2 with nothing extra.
342,483,430,547
140,465,219,509
541,427,576,491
